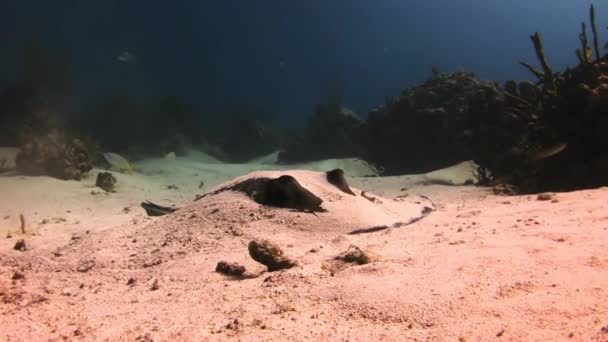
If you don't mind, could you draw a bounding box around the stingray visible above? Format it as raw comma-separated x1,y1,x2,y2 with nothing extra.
144,170,434,234
195,174,325,212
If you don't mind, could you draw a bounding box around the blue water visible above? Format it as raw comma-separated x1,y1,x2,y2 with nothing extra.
0,0,604,126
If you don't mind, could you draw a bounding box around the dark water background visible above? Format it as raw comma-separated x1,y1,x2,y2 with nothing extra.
0,0,603,153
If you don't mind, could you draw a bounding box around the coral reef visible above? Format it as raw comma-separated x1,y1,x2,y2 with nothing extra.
366,70,485,174
15,129,93,180
367,11,608,192
466,4,608,192
280,3,608,193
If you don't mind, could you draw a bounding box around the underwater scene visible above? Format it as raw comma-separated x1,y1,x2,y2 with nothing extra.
1,1,608,340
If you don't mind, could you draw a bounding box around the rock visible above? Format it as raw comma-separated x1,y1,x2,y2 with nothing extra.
537,192,555,201
143,258,162,268
126,277,137,286
335,245,374,265
493,184,520,196
225,318,241,331
76,258,95,273
95,172,116,192
149,278,159,291
248,239,297,272
215,261,246,276
9,271,25,280
13,239,27,251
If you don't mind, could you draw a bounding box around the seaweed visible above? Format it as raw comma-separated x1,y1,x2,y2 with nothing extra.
590,4,601,62
520,32,555,91
576,22,591,64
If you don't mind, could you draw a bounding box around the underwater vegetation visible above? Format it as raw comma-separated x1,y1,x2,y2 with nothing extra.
281,3,608,193
467,3,608,192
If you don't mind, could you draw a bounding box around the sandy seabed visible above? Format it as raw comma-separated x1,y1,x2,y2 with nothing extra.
0,151,607,341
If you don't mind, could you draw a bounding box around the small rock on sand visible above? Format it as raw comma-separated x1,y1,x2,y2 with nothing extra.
335,245,374,265
9,271,25,280
216,261,246,275
95,172,116,192
248,239,297,272
13,239,27,251
493,184,519,196
149,278,159,291
537,192,555,201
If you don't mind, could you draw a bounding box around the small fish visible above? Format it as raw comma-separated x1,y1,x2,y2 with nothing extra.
103,152,135,174
117,51,136,63
529,142,568,161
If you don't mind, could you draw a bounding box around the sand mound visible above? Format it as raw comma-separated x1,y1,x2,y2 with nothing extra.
57,170,433,271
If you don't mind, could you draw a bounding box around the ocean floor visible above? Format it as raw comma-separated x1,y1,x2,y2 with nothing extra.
1,149,607,341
